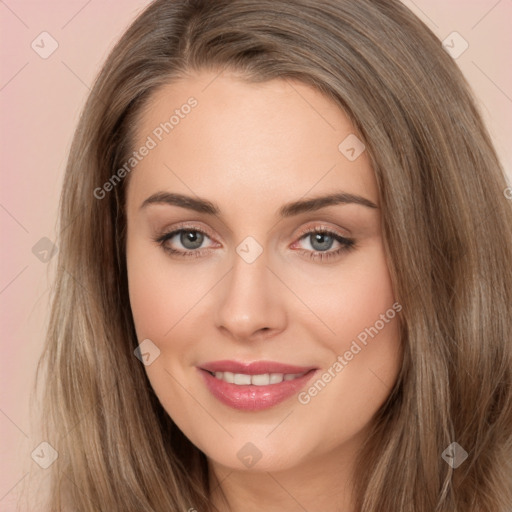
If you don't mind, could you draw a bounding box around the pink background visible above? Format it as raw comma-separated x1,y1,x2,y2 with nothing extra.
1,0,511,509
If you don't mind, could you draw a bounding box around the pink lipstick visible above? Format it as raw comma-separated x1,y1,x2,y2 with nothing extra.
198,360,318,411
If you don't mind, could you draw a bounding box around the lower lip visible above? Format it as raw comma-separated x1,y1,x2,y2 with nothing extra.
198,368,317,411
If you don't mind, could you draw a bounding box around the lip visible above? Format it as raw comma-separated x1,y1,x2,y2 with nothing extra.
199,360,317,375
197,360,318,411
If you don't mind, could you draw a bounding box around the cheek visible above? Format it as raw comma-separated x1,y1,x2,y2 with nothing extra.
291,245,402,429
126,238,208,343
127,260,172,343
126,242,205,418
286,243,398,353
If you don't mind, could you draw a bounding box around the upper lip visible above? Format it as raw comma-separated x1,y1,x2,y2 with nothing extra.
199,360,317,375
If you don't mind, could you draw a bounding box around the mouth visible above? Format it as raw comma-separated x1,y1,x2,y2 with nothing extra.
204,370,310,385
197,360,318,411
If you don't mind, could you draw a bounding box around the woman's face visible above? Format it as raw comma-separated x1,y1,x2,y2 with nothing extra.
125,70,402,474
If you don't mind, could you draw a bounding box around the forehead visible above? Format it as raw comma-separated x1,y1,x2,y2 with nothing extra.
126,70,378,217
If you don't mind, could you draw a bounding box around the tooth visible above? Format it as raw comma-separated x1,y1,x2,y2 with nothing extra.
234,373,251,385
223,371,235,384
251,373,270,386
212,371,305,385
269,373,284,384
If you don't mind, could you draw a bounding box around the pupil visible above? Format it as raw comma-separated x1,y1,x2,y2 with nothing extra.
311,233,333,251
181,231,203,249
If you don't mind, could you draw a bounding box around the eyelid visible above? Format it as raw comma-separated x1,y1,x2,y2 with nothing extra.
293,222,350,241
160,221,218,242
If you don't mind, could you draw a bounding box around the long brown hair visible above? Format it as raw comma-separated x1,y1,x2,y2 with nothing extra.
30,0,512,510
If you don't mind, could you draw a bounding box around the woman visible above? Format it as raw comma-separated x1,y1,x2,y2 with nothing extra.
34,0,512,510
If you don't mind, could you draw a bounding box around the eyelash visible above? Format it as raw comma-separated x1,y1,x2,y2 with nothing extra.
153,224,356,262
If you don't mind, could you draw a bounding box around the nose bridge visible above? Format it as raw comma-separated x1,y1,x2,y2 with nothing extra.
214,238,286,339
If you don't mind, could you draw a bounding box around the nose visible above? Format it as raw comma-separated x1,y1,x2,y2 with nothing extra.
214,246,287,342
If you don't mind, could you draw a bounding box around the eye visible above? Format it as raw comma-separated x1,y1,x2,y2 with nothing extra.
153,226,216,257
153,224,356,262
173,230,206,250
292,226,356,262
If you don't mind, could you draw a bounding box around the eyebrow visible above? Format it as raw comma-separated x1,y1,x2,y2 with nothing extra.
139,191,378,216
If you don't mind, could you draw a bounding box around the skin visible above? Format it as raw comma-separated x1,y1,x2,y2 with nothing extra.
125,70,403,512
